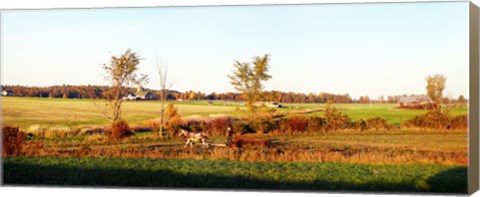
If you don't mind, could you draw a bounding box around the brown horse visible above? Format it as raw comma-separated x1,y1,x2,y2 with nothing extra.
178,129,209,148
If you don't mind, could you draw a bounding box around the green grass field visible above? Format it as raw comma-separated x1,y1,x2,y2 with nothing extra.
283,132,467,152
1,97,468,130
3,156,467,193
292,103,467,126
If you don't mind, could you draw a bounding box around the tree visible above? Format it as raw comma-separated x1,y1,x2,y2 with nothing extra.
378,95,385,103
228,54,272,119
458,95,466,103
188,91,197,101
156,61,173,137
426,74,447,106
97,49,148,125
358,96,370,104
323,101,350,131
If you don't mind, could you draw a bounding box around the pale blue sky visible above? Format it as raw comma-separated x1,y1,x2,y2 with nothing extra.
1,2,469,99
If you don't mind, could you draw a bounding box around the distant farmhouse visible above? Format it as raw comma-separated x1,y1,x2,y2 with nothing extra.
123,86,154,100
398,95,433,109
254,101,282,108
2,90,14,96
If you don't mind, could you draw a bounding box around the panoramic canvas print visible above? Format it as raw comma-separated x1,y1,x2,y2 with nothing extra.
0,2,470,194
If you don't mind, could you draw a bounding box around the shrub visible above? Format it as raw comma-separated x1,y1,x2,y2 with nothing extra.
324,102,352,131
402,109,449,130
2,126,27,156
276,118,289,134
351,117,391,131
402,108,466,130
182,119,206,133
180,117,234,136
165,103,182,137
232,121,255,134
287,116,308,133
207,117,233,136
306,117,326,133
398,103,438,110
450,115,468,130
252,119,277,134
192,121,207,133
325,113,351,131
352,119,368,131
274,116,326,134
365,117,391,131
108,120,133,140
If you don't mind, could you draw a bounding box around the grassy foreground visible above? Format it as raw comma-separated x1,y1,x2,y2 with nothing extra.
3,156,467,193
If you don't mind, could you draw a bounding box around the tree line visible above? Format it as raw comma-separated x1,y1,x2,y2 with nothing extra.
0,84,466,104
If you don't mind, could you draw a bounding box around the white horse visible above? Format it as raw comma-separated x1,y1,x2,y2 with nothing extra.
178,129,209,148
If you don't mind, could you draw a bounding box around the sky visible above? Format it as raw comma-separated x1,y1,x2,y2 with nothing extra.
0,2,469,99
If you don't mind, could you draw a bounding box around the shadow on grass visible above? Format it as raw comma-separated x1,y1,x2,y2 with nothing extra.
3,159,467,194
427,166,468,193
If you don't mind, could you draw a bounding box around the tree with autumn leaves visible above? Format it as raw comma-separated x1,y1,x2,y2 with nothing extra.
98,49,148,140
228,54,272,119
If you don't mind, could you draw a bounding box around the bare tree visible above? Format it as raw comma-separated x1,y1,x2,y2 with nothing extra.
156,60,173,137
96,49,148,124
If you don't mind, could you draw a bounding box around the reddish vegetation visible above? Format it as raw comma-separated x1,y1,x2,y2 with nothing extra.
398,103,438,110
286,116,308,132
181,117,236,136
108,120,134,140
2,126,27,156
402,109,468,130
229,136,271,148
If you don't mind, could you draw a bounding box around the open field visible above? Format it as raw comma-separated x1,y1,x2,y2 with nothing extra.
298,104,467,126
1,97,468,130
1,97,244,129
3,156,467,193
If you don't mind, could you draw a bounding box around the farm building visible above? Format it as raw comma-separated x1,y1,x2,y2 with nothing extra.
123,91,155,100
398,95,433,108
1,90,14,96
123,93,137,100
254,101,282,108
135,91,155,100
123,86,155,100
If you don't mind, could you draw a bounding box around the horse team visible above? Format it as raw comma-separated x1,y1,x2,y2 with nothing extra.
178,129,209,148
178,127,271,149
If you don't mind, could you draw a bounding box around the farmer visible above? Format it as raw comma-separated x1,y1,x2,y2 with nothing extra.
226,127,233,146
